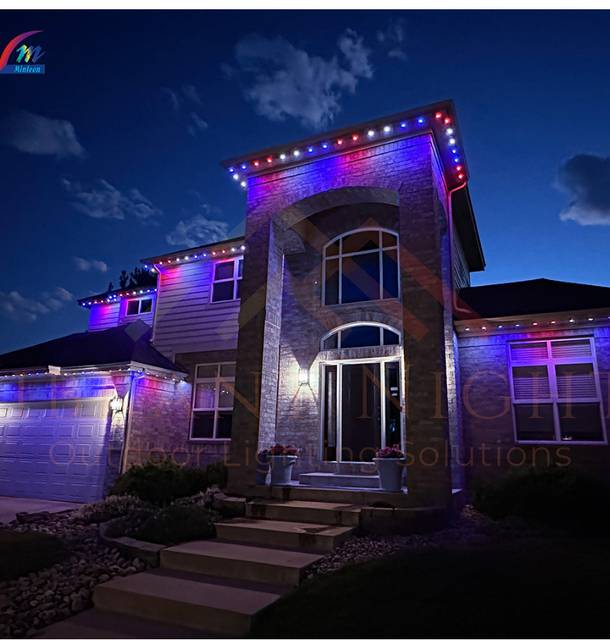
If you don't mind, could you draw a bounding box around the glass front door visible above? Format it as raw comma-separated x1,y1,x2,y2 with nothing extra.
322,359,402,462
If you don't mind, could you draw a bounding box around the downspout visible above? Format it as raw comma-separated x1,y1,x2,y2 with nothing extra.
447,179,469,314
119,370,137,474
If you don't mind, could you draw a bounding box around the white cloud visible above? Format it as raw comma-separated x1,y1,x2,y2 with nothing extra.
73,256,108,273
0,109,85,158
557,154,610,226
376,20,408,61
181,84,202,105
187,112,209,136
166,205,230,247
62,178,163,224
231,30,374,129
0,287,74,323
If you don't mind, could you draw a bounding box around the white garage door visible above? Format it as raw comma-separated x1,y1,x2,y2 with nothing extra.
0,399,111,503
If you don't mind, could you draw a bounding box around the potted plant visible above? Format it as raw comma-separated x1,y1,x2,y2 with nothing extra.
255,449,270,486
269,444,298,485
373,445,406,491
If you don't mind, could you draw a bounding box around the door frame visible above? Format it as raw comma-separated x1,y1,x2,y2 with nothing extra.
319,355,405,463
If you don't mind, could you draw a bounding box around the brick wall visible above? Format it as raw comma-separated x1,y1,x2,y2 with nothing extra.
229,133,458,504
123,348,237,469
458,326,610,486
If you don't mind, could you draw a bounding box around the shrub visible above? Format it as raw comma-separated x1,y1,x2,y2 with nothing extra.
132,503,217,545
474,467,610,533
76,495,147,524
0,530,68,581
109,459,225,506
102,506,157,539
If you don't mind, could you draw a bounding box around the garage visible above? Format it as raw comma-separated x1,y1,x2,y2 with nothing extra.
0,397,112,503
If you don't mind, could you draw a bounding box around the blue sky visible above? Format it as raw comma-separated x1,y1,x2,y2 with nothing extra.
1,10,610,352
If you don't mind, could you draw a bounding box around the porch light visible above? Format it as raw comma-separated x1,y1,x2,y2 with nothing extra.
298,367,310,386
110,396,123,412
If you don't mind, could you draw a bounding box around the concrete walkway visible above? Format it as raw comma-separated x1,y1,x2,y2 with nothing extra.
0,496,81,524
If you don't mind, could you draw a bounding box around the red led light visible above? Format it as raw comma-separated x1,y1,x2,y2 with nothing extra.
444,117,451,125
456,165,462,171
266,156,272,163
458,173,464,180
352,134,359,141
435,112,442,119
337,138,343,145
253,160,260,167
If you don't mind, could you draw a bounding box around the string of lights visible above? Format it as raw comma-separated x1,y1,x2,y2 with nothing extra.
227,109,463,189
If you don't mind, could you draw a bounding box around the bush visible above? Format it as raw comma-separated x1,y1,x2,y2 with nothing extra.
102,507,157,539
474,467,610,533
0,530,69,581
76,495,148,524
132,503,217,545
109,459,226,506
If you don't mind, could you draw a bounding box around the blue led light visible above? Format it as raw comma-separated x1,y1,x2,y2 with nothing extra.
228,167,235,173
322,142,329,149
307,146,314,153
417,116,425,124
241,164,247,170
400,122,407,128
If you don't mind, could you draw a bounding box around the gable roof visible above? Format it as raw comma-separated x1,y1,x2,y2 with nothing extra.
458,278,610,319
0,321,184,373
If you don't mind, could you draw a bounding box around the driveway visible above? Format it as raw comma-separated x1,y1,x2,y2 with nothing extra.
0,496,81,524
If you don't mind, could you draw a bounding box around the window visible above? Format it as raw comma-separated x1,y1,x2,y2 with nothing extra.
211,258,243,303
323,229,399,305
509,338,605,443
125,298,153,316
191,362,235,439
321,323,401,350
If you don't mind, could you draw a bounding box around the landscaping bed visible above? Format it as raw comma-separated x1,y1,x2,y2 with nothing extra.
0,460,228,638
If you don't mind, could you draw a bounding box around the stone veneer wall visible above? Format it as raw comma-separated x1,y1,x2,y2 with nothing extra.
458,326,610,486
230,133,458,505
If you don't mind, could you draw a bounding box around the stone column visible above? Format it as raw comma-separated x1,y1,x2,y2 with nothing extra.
228,216,284,492
398,162,454,507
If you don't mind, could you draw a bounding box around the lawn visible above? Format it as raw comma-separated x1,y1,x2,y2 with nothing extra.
251,536,610,638
0,529,69,581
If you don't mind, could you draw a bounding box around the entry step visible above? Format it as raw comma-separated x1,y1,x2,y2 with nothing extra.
299,472,380,489
216,517,353,552
246,499,361,526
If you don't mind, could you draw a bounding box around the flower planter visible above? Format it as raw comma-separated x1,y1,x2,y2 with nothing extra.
374,457,405,492
255,451,270,486
269,455,298,485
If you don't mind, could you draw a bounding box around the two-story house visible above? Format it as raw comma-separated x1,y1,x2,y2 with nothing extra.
1,99,609,507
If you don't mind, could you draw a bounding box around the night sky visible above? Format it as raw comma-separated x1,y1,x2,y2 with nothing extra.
1,10,610,353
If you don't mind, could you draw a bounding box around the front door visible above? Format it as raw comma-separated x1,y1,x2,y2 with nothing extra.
322,359,402,463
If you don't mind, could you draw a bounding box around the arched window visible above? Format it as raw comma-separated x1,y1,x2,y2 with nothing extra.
323,228,399,305
321,323,401,350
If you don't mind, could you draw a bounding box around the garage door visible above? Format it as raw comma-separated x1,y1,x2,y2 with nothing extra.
0,399,111,503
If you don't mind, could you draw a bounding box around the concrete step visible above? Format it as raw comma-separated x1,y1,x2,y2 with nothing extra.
267,485,414,507
246,499,361,526
39,608,206,638
216,517,353,552
93,569,280,635
161,539,323,586
299,472,380,489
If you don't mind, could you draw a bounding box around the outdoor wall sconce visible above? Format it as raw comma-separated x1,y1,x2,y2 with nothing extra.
110,395,123,412
298,367,310,386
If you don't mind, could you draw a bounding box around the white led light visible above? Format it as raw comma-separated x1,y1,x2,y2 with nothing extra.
232,173,239,181
448,138,456,145
293,149,300,157
367,129,375,137
445,128,454,135
383,125,391,133
280,153,287,160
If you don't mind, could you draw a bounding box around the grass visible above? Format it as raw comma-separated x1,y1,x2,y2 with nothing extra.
251,536,610,638
0,529,69,581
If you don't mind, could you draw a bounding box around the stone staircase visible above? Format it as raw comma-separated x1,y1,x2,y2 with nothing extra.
42,499,360,638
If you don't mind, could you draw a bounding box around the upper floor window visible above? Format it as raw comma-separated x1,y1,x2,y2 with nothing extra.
211,257,243,303
126,298,153,316
323,229,399,305
321,323,401,350
509,338,605,443
191,362,235,439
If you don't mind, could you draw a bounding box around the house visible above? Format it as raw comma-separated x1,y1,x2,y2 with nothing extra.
1,99,609,507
